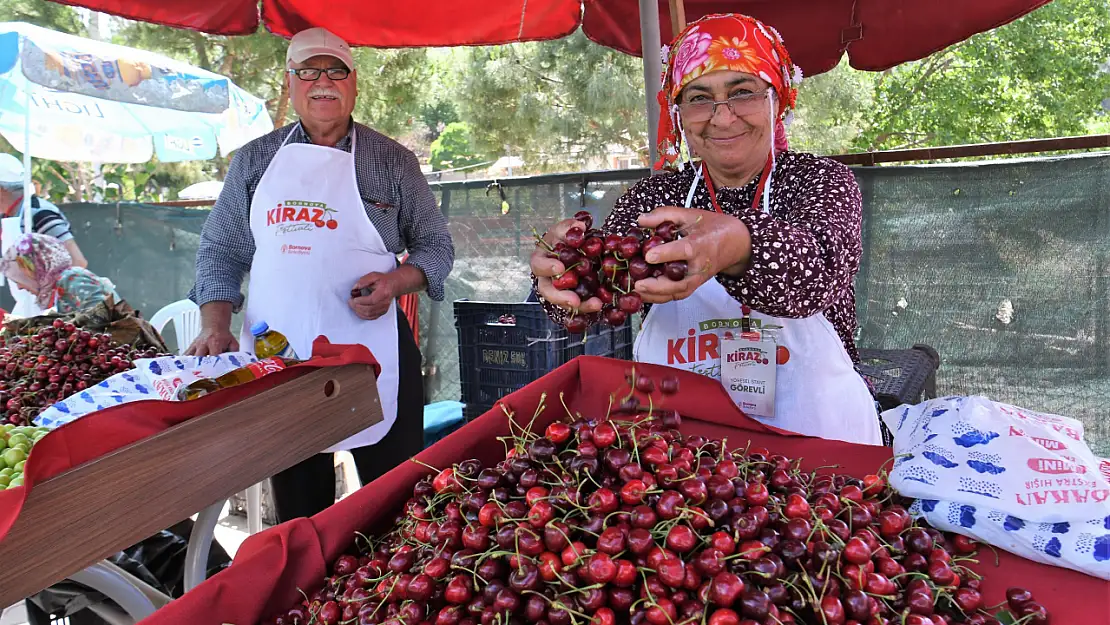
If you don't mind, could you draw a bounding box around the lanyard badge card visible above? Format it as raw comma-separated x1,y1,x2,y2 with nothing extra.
721,325,777,419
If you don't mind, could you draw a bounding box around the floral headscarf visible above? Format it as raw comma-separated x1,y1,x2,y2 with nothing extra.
656,13,803,172
0,233,72,309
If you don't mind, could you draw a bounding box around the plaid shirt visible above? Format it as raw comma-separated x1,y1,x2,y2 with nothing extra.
189,120,454,309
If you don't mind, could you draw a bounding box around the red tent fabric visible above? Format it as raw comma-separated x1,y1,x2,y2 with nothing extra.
44,0,1053,77
583,0,1055,75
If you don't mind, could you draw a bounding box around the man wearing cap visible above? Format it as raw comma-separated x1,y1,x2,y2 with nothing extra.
0,153,89,317
186,28,454,522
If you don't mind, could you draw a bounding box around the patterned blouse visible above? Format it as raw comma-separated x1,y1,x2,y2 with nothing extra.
537,151,864,362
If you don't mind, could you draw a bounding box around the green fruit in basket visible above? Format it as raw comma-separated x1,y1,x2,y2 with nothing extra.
0,475,9,488
13,461,24,473
32,430,47,441
8,477,22,488
0,468,11,478
3,448,26,468
7,433,28,448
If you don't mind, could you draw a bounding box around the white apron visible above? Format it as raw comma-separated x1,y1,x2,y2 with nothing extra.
2,211,44,318
633,166,881,446
240,125,399,452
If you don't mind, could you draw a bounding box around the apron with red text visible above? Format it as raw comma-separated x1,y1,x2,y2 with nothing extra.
241,125,399,452
633,165,880,445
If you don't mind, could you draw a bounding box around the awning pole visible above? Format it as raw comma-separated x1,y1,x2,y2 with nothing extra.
668,0,687,37
639,0,662,171
22,88,33,231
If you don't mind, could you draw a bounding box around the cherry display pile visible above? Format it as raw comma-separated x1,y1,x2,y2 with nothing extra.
542,211,688,334
269,369,1047,625
0,320,162,425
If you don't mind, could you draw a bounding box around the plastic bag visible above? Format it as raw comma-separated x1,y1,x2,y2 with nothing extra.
882,395,1110,523
909,485,1110,580
34,352,257,428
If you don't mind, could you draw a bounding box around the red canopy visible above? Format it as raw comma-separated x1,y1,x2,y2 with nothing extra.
46,0,1052,76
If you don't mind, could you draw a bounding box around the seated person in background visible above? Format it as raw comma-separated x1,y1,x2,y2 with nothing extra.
0,154,88,268
0,233,118,314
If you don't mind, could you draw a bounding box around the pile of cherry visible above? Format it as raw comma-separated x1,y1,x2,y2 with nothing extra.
543,211,688,334
269,371,1048,625
0,320,162,425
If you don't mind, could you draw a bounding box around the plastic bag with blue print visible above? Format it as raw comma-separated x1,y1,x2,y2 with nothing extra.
33,352,258,429
881,395,1110,523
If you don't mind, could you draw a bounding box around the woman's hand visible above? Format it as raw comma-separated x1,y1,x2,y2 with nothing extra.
634,207,752,304
530,218,604,314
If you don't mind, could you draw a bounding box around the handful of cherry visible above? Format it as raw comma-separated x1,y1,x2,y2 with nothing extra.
543,211,689,334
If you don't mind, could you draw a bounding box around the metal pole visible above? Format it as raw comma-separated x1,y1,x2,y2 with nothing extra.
22,88,33,229
639,0,662,172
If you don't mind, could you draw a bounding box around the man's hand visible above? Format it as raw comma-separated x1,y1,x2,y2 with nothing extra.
633,207,752,304
184,328,239,356
530,218,603,315
349,272,398,320
184,301,238,356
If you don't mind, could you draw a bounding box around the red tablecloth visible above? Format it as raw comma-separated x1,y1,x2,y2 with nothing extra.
142,356,1110,625
0,338,380,544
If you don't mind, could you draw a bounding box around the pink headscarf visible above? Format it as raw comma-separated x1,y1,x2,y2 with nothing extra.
656,13,802,171
0,233,73,309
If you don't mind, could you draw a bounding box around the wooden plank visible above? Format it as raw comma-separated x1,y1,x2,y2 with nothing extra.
668,0,686,37
0,363,382,606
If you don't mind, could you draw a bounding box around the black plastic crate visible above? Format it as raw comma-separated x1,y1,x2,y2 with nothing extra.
857,344,941,446
455,301,633,418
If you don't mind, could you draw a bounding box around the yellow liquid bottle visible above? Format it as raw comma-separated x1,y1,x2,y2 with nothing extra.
251,321,299,360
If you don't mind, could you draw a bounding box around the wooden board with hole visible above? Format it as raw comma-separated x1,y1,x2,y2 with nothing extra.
0,363,383,607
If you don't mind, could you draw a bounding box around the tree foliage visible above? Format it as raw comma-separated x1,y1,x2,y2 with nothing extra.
429,122,482,171
856,0,1110,151
449,31,648,170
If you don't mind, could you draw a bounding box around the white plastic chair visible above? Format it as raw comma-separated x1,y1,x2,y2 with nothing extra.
149,299,202,355
148,299,265,535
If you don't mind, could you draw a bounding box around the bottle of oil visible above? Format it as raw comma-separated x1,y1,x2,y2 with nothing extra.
175,356,297,401
251,321,299,360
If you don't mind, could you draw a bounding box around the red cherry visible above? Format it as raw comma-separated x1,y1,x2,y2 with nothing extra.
603,307,627,326
593,422,618,447
783,493,810,519
744,482,770,506
708,572,745,606
586,552,618,584
552,271,579,290
565,314,589,334
666,525,698,553
564,226,585,249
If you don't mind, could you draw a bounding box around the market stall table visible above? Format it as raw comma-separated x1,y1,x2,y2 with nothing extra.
0,341,384,614
142,355,1110,625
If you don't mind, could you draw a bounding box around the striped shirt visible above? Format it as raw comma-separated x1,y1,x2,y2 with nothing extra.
189,120,454,309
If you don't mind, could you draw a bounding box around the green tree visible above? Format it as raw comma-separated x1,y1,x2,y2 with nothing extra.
450,31,648,171
429,122,482,171
856,0,1110,151
0,0,85,34
789,60,876,156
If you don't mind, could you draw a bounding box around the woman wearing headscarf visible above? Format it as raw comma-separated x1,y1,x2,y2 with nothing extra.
0,233,118,315
531,14,881,445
